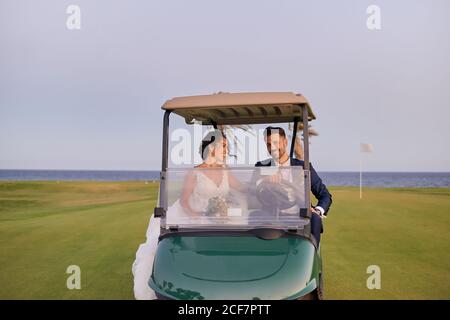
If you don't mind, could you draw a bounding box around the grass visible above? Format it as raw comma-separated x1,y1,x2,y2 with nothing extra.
323,187,450,299
0,181,158,299
0,181,449,299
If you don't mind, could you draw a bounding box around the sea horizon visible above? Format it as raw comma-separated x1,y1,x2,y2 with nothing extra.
1,168,449,173
1,169,449,188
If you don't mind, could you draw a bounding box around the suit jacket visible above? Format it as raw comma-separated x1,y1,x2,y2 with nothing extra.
255,158,332,214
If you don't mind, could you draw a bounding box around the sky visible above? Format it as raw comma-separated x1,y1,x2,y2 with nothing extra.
1,0,449,172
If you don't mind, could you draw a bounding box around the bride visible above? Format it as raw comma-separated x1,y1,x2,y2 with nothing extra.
132,130,242,299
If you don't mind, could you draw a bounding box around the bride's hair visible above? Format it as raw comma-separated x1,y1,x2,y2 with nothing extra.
200,130,226,160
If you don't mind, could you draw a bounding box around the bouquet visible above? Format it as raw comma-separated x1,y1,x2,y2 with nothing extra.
205,196,229,217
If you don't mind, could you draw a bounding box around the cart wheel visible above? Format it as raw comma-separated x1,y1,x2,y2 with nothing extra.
155,292,172,300
316,274,324,300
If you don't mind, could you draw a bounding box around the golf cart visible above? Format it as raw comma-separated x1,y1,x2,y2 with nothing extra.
150,92,324,300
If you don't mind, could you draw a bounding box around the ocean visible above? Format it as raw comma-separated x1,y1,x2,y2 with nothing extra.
0,170,449,188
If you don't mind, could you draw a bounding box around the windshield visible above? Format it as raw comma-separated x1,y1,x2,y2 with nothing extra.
167,121,298,168
163,167,308,230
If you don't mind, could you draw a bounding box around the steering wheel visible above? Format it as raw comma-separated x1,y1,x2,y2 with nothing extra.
255,178,298,211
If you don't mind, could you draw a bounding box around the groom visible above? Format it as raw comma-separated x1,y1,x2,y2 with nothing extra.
255,126,332,244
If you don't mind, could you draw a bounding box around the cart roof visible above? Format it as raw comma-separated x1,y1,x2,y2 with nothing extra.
162,92,315,125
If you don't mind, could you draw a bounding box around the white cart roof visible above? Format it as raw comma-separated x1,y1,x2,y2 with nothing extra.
162,92,315,125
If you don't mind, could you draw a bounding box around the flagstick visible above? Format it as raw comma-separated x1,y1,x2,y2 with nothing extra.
360,156,363,199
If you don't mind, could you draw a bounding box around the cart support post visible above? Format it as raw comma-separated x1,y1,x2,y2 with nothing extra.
161,110,171,172
302,105,312,219
154,110,171,219
289,117,299,159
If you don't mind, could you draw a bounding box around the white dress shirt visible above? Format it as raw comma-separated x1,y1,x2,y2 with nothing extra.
277,157,325,217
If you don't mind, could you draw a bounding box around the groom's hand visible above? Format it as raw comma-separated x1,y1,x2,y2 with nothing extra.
311,206,326,219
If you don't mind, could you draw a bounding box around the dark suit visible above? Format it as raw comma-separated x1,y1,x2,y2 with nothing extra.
255,157,332,244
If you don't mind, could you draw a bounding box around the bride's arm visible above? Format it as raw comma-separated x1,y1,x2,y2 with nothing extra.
180,171,201,217
228,172,248,192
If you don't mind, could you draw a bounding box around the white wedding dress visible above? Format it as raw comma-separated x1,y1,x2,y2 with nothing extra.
132,170,229,300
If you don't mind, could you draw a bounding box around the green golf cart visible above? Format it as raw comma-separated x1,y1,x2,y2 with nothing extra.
150,92,324,300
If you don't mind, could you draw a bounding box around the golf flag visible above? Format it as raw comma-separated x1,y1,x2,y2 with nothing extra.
359,143,373,199
360,143,373,153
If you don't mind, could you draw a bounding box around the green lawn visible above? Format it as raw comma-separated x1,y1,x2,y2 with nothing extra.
0,181,449,299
